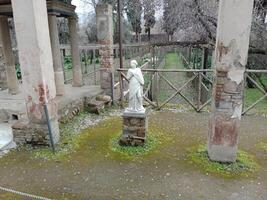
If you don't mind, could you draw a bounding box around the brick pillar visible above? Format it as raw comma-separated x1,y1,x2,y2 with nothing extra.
11,0,59,145
96,4,114,95
48,13,65,96
208,0,254,162
0,16,19,95
68,16,83,87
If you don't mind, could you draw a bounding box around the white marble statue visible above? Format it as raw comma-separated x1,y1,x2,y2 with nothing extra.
126,60,145,112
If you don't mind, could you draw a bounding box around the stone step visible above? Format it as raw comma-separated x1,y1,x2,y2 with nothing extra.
85,95,112,114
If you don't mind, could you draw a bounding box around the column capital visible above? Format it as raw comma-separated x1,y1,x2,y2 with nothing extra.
0,15,8,19
48,12,60,16
67,14,78,21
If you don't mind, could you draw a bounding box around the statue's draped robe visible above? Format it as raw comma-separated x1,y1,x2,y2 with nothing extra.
127,68,144,111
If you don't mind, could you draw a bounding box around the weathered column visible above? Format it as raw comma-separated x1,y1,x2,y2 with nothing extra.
0,16,19,95
68,16,83,87
208,0,254,162
0,48,7,90
48,13,65,96
96,4,114,95
11,0,59,145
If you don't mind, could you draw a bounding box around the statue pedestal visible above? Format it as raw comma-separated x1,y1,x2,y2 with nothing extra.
119,110,147,146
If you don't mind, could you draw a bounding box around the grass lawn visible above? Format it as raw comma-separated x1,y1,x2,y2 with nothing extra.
164,52,184,69
244,88,267,115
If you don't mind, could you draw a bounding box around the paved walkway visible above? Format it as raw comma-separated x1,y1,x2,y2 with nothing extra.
0,84,102,123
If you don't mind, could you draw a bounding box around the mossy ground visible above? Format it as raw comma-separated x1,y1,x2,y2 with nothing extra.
0,110,266,199
109,133,158,159
31,109,172,162
32,107,119,161
187,145,260,178
258,142,267,152
32,112,90,161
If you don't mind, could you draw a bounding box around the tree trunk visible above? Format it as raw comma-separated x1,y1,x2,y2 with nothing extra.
148,28,151,42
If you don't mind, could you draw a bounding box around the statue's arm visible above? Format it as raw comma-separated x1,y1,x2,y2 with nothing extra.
127,70,133,80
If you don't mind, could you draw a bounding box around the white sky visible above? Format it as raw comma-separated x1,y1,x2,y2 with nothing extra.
72,0,163,24
72,0,93,15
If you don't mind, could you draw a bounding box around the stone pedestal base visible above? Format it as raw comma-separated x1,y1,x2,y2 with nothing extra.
119,110,147,146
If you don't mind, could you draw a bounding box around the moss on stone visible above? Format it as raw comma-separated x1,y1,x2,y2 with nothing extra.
187,145,260,178
109,133,158,159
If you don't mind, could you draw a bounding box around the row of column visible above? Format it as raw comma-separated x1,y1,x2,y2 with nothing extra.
9,0,83,144
0,9,83,96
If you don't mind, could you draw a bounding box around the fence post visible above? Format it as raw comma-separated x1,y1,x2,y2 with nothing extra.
110,71,114,105
93,49,97,85
197,72,202,111
60,49,67,84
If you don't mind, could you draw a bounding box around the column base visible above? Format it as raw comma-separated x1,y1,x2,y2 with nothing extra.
208,144,237,163
100,70,112,96
72,69,83,87
12,118,59,146
54,71,65,96
208,116,240,163
119,110,147,146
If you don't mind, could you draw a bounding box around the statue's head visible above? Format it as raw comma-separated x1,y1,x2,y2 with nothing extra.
130,60,138,69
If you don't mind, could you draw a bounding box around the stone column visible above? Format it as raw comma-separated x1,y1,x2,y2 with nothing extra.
96,4,114,95
0,16,19,95
208,0,254,162
11,0,59,145
48,13,65,96
68,16,83,87
0,47,7,90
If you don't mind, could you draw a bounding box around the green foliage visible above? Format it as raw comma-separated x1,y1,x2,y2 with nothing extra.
244,87,267,115
15,64,21,80
64,55,72,69
125,0,142,37
163,0,179,37
187,145,260,178
165,52,184,69
144,0,156,40
109,133,157,158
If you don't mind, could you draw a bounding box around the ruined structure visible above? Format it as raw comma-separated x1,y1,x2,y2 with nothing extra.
0,0,87,145
96,4,114,96
208,0,254,162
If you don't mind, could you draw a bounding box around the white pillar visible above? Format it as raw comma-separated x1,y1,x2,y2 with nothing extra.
68,16,83,87
11,0,59,144
48,13,65,96
208,0,254,162
0,16,19,95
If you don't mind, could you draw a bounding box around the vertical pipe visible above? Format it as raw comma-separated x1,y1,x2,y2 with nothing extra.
44,104,55,153
198,73,202,111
